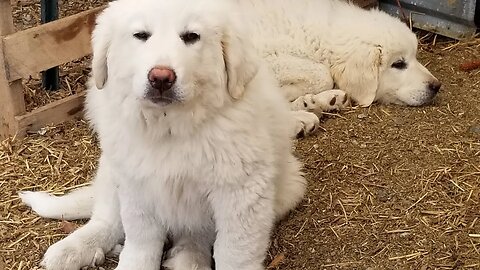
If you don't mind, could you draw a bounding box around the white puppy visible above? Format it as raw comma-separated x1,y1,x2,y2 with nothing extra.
23,0,307,269
245,0,441,108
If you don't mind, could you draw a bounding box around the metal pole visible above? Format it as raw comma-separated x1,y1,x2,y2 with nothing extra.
41,0,59,91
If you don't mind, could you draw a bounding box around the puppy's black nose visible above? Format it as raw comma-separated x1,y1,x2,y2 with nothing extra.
428,80,442,94
148,67,176,92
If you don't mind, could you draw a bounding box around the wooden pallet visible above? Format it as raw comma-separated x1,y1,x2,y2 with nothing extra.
0,0,104,139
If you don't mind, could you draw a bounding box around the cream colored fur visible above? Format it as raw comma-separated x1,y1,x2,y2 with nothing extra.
244,0,440,107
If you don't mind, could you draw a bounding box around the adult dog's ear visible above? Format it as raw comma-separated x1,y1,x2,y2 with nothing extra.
332,44,382,106
221,28,258,99
91,12,112,90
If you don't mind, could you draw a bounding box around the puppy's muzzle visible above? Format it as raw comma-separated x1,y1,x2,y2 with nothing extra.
146,66,177,104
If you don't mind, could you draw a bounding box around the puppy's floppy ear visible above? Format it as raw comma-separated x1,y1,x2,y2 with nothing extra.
91,11,112,90
332,44,382,106
221,28,258,99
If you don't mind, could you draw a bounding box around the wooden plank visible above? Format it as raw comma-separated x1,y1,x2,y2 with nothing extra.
3,6,105,82
0,0,26,139
15,92,86,135
0,0,15,34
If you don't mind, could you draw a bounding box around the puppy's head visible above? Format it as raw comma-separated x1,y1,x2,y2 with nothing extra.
375,28,441,106
91,0,257,109
333,12,440,107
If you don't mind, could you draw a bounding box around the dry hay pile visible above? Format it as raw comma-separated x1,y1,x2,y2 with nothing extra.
0,121,102,269
1,1,480,270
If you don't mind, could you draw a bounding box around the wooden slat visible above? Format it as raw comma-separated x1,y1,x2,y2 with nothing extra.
0,0,26,139
0,0,15,34
3,6,105,82
15,92,86,134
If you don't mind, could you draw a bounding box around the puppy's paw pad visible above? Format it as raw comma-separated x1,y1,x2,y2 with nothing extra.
329,96,337,106
342,93,350,105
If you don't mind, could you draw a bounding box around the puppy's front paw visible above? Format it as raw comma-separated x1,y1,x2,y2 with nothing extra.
313,89,350,112
291,111,320,139
290,94,317,112
291,90,349,113
115,248,161,270
41,238,104,270
163,245,212,270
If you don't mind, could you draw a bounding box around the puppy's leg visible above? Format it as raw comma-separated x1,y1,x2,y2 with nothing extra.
41,157,124,270
290,111,320,138
163,230,214,270
274,154,306,219
114,188,166,270
291,90,350,114
265,53,334,101
211,182,275,270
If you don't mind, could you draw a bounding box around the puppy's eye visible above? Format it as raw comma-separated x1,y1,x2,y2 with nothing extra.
180,32,200,45
391,60,407,70
133,31,151,41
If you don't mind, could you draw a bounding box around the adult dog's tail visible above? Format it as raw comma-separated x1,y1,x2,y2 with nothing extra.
18,185,94,220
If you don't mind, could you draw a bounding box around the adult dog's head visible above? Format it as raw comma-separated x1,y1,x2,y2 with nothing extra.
91,0,257,111
331,8,441,107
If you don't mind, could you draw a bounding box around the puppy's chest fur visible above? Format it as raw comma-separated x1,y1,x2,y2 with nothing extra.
122,172,215,231
103,109,274,230
108,119,271,183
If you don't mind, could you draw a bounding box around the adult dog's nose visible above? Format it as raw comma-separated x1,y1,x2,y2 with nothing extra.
148,67,176,92
428,80,442,94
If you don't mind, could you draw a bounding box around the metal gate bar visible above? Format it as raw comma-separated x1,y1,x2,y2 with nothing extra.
41,0,59,90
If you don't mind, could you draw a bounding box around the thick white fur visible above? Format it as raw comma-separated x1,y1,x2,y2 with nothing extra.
24,0,306,269
244,0,440,107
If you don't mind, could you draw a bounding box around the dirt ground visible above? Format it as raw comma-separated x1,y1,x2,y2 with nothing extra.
1,1,480,270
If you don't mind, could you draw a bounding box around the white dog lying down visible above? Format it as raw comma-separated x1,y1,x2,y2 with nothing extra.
249,0,441,109
22,0,307,269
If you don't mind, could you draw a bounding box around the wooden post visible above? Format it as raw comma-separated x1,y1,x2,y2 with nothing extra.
0,0,26,139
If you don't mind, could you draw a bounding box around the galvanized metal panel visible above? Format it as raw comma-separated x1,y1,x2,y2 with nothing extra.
379,0,478,40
